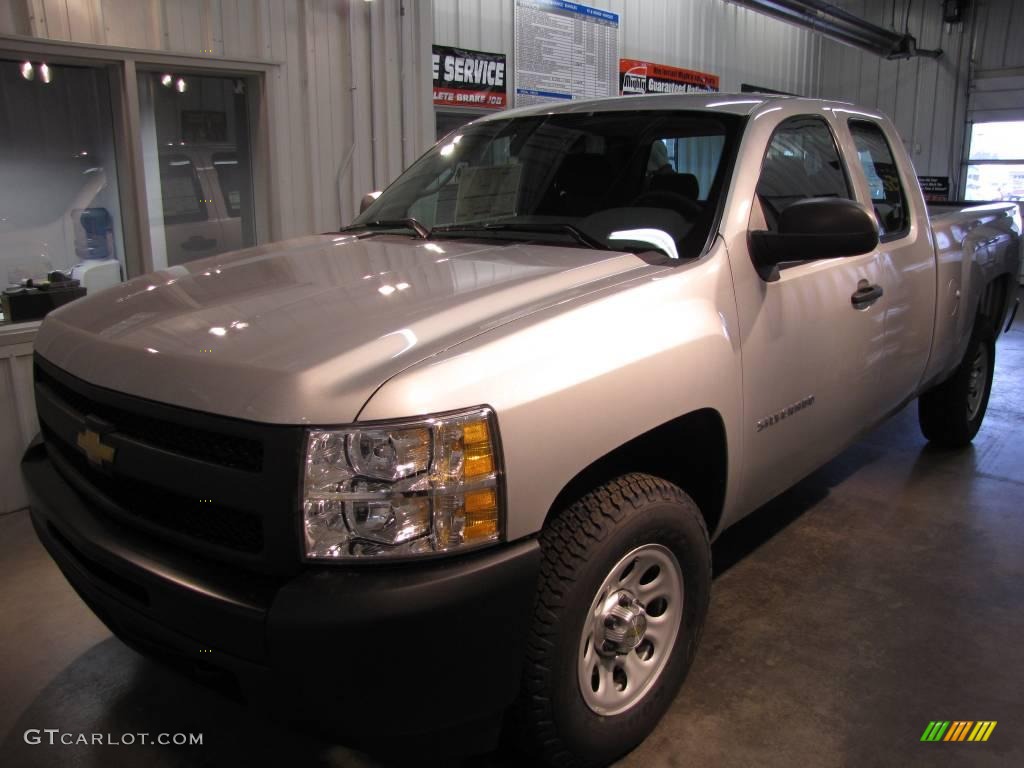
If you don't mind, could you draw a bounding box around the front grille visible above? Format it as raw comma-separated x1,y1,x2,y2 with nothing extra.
34,365,263,472
43,424,264,553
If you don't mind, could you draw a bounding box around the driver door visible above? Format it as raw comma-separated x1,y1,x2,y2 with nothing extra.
731,114,887,514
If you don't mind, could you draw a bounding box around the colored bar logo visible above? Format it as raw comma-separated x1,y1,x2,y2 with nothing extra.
921,721,997,742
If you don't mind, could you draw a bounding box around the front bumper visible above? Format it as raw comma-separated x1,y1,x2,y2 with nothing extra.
22,435,540,746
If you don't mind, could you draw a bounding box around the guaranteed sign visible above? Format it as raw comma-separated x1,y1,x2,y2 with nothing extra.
432,45,507,109
619,58,719,95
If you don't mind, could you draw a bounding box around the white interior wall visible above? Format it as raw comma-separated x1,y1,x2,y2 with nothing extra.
434,0,826,98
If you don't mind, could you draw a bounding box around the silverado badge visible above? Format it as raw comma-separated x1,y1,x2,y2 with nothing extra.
77,429,116,466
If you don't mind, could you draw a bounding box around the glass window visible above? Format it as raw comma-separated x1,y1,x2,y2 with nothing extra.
212,152,242,217
965,121,1024,201
757,116,850,230
160,155,207,224
0,59,125,324
436,110,486,142
650,135,726,201
362,111,740,261
849,120,909,238
138,72,255,269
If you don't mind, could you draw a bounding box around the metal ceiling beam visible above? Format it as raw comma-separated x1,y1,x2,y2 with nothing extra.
728,0,942,59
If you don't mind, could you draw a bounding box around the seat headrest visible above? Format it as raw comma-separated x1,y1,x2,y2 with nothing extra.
651,172,700,201
551,153,612,215
556,153,612,192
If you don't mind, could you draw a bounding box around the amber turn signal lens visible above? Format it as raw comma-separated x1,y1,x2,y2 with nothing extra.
462,420,494,480
463,488,499,540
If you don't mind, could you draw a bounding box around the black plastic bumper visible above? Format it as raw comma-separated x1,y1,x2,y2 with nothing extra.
22,436,541,747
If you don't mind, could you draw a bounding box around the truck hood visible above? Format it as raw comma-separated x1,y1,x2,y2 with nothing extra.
35,234,653,423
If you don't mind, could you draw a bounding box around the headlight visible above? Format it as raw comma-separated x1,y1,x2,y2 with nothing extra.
302,406,503,559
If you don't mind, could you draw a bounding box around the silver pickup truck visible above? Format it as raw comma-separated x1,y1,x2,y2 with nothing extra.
22,94,1021,766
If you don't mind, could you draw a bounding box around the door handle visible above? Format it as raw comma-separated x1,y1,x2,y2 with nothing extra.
851,280,883,309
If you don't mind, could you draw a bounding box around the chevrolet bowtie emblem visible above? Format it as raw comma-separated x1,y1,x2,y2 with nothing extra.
77,429,115,466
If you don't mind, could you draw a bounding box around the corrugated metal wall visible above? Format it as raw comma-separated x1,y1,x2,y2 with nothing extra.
819,0,1024,190
1,0,434,235
819,0,970,181
434,0,825,97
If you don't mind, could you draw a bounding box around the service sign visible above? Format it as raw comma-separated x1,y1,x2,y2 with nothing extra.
432,45,507,109
619,59,720,95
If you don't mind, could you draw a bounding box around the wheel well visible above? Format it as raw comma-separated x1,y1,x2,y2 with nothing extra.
544,408,728,538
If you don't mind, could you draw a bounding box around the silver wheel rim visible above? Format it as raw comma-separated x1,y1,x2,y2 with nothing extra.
577,544,684,716
966,344,989,421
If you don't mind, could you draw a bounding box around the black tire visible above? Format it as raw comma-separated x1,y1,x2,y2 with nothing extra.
918,319,996,448
516,473,711,768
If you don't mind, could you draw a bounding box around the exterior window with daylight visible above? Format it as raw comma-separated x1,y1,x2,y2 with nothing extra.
965,121,1024,201
0,59,125,325
138,72,256,269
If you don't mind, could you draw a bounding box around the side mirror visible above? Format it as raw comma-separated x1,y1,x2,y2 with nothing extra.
359,191,382,214
750,197,879,282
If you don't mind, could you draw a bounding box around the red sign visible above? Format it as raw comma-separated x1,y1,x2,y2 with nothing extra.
619,59,720,95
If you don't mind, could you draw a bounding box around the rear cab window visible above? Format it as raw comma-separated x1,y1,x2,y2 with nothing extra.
848,120,910,240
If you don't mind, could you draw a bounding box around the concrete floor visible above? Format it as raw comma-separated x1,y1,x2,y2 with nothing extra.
1,291,1022,768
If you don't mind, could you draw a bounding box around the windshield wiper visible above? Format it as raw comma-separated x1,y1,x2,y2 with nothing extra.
340,218,431,239
432,222,609,250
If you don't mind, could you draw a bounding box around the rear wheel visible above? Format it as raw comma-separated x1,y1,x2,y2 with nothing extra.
516,473,711,767
918,320,996,448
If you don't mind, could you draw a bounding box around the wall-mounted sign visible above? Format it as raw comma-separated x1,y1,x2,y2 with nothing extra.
432,45,507,110
918,175,950,201
620,59,719,95
514,0,619,107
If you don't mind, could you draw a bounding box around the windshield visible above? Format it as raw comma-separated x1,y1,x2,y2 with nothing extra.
353,110,741,261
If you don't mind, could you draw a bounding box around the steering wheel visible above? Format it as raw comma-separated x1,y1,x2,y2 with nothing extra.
630,190,702,218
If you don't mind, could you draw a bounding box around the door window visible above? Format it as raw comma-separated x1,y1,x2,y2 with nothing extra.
757,117,851,230
849,120,909,239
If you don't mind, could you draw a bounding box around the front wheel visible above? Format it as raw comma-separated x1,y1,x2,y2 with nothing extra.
918,320,996,448
516,473,711,768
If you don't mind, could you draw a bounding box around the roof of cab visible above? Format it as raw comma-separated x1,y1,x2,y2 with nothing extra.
475,92,855,121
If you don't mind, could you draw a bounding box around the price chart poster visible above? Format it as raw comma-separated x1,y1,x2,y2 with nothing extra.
514,0,620,107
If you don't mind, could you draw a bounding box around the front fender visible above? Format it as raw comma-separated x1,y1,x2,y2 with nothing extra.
357,241,743,541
